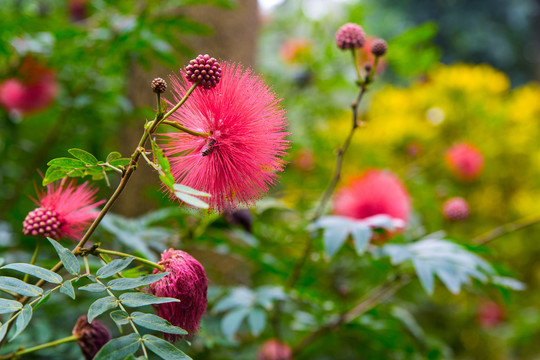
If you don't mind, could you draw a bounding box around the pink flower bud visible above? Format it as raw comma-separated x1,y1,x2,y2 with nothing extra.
72,315,111,360
335,23,366,50
445,142,484,181
257,339,292,360
443,197,470,221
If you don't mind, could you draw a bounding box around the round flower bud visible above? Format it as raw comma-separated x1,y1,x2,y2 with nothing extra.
148,249,208,341
335,23,366,50
72,315,111,360
184,54,222,89
445,142,484,181
443,197,470,221
257,339,292,360
151,77,167,94
23,207,62,239
371,38,388,56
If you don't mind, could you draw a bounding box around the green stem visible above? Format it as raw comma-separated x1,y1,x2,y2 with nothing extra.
473,213,540,245
161,81,200,121
23,238,42,284
93,248,163,271
160,120,209,138
0,334,78,359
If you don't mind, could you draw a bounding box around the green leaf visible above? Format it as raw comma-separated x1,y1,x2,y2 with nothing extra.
47,238,80,276
0,324,6,342
351,223,372,255
79,282,108,292
68,148,99,165
107,273,168,291
60,280,76,299
0,276,43,297
94,333,140,360
110,310,130,328
119,293,180,307
88,296,118,323
47,158,86,168
173,184,211,197
143,334,192,360
221,307,249,340
131,312,187,335
42,166,68,185
0,298,22,314
175,191,209,209
32,290,51,311
10,304,32,341
109,158,131,167
106,152,122,162
96,257,134,279
1,263,62,284
247,308,266,337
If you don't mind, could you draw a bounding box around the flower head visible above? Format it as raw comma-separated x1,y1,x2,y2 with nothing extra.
445,142,484,181
443,197,470,221
333,169,411,226
370,38,388,56
184,54,222,89
257,339,292,360
0,57,58,115
335,23,366,50
23,180,103,241
148,249,208,341
72,315,111,360
161,62,289,212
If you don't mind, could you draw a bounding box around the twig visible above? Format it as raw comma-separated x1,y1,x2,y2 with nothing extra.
473,214,540,245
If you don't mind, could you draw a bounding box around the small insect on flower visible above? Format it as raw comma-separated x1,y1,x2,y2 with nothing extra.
201,137,217,157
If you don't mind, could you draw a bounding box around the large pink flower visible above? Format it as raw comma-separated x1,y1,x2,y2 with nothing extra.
161,63,289,212
148,249,207,341
445,142,484,181
23,180,103,241
333,170,411,223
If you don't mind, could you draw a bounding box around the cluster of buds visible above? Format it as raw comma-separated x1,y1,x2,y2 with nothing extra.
184,54,222,89
23,207,62,239
151,77,167,94
335,22,387,57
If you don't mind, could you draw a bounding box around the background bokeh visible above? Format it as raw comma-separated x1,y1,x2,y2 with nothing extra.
1,0,540,359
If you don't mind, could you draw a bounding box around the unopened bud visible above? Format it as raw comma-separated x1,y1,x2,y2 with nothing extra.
72,315,111,360
371,38,388,56
184,54,222,89
335,23,366,50
443,197,470,221
151,77,167,94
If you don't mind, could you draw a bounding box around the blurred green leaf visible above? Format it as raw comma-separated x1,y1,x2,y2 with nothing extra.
143,334,192,359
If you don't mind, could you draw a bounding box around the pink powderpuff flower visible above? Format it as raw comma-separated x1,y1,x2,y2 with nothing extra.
443,197,470,221
333,170,411,241
445,142,484,181
257,339,293,360
161,62,289,212
477,300,505,328
23,180,104,241
148,249,208,341
0,57,58,115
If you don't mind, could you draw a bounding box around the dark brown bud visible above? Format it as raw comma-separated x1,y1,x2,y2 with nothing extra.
371,39,388,56
151,77,167,94
72,315,111,360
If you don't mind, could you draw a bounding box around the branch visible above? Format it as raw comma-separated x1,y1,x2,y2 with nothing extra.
473,214,540,245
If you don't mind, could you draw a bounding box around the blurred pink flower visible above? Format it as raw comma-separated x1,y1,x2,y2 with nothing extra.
161,62,289,212
293,148,315,171
148,249,207,341
335,23,366,50
445,142,484,181
443,197,470,221
477,300,504,328
23,180,103,241
333,170,411,240
257,339,292,360
0,57,58,115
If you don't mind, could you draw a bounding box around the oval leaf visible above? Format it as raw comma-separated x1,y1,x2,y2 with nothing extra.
94,333,140,360
131,312,187,335
0,276,43,297
143,334,192,360
1,263,62,284
47,158,86,168
10,304,32,342
106,152,122,162
47,238,80,275
221,308,249,340
107,273,168,291
60,280,76,299
79,282,108,292
247,308,266,337
88,296,118,323
119,293,179,308
110,310,130,327
173,184,211,197
96,257,134,279
0,298,22,314
175,191,209,209
68,148,99,165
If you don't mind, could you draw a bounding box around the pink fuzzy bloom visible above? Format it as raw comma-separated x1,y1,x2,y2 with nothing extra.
445,142,484,181
333,169,411,224
23,180,103,241
443,197,470,221
477,300,505,328
0,58,58,115
257,339,292,360
148,249,208,341
335,23,366,50
160,62,289,212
